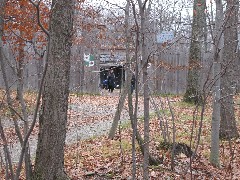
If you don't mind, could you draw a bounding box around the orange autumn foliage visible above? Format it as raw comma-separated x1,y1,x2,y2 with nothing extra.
3,0,50,59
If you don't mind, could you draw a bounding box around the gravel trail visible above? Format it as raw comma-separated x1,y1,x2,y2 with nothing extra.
1,92,163,163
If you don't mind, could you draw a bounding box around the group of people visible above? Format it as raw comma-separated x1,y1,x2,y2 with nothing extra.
101,68,135,94
101,69,116,93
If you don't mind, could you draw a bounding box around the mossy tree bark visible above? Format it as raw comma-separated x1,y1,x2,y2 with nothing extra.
32,0,74,179
183,0,206,104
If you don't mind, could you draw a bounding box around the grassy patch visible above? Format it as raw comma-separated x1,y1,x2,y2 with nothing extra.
70,92,101,96
119,120,131,129
175,100,196,108
151,93,180,98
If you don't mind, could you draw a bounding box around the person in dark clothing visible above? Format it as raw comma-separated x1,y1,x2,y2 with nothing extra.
102,79,108,89
107,69,115,92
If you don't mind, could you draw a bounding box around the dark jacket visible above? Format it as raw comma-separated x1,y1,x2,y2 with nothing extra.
107,73,115,87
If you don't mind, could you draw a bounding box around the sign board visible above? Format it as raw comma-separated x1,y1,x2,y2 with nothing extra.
84,54,94,67
100,54,125,62
100,54,111,62
156,31,174,44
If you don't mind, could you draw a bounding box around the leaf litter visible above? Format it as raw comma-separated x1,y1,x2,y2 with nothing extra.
0,91,240,179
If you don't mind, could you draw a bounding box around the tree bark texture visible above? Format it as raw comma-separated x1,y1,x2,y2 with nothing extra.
108,89,127,139
16,38,25,100
140,6,150,180
220,0,239,139
210,62,221,166
210,0,223,167
184,0,206,103
33,0,74,179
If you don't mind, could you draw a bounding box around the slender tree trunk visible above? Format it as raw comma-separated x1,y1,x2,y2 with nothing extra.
108,90,127,139
14,4,33,176
36,58,44,90
124,1,138,178
16,17,25,100
0,118,14,180
32,0,74,179
183,0,206,103
15,33,32,178
210,62,221,166
16,48,24,100
1,1,32,179
139,3,150,179
220,0,239,139
210,0,224,167
142,49,150,180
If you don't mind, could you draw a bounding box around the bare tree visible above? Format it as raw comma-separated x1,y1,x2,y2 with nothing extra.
135,0,150,179
32,0,74,179
0,2,13,177
0,0,34,179
106,1,131,139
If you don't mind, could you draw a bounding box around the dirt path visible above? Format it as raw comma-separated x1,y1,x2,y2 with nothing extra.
1,91,164,163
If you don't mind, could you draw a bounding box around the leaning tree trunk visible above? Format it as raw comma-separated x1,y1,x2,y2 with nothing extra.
108,89,127,139
220,0,239,139
183,0,206,103
32,0,74,179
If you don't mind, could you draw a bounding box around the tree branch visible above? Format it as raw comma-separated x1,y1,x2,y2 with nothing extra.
29,0,49,37
8,105,25,122
103,0,126,11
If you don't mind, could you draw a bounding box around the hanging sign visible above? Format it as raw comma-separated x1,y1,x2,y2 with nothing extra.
84,53,95,67
156,31,174,44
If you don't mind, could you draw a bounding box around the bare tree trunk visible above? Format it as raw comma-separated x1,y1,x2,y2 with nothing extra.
0,0,22,179
0,118,14,180
210,0,223,167
220,0,239,139
184,0,206,103
136,0,150,178
74,45,85,94
210,62,221,166
32,0,74,179
131,0,152,178
36,58,44,90
15,32,32,178
16,24,25,100
1,1,31,179
124,1,138,178
80,47,85,94
142,48,150,180
10,4,33,176
108,90,127,139
16,52,24,100
17,74,32,178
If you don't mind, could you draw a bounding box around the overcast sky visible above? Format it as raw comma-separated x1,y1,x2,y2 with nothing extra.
86,0,215,20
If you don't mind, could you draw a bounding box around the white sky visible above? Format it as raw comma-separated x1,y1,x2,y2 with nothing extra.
87,0,216,20
88,0,214,12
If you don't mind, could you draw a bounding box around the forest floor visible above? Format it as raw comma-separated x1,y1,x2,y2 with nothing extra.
0,89,240,179
1,89,153,162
